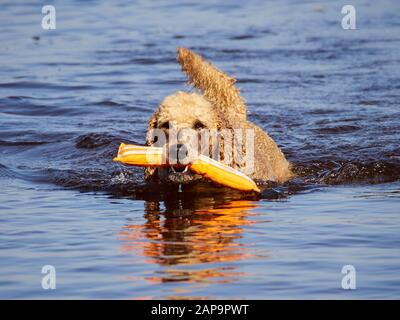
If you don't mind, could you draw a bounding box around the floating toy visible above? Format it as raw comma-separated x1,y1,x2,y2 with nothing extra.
113,143,260,193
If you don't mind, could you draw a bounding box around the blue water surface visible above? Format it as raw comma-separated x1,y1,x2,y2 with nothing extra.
0,0,399,299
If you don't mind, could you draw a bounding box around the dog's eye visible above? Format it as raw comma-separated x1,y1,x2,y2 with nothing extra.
159,121,169,129
193,120,206,130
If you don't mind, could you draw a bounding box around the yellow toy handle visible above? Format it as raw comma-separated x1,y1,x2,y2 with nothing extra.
190,155,260,192
113,143,164,166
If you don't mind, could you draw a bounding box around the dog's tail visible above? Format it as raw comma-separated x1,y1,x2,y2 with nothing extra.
177,47,247,120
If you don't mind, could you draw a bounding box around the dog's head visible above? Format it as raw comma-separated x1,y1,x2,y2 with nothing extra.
148,91,218,134
146,91,224,184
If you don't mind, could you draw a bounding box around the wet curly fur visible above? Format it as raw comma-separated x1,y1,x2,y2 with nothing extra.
145,47,293,183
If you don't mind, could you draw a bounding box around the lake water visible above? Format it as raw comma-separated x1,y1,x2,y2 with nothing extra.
0,0,399,299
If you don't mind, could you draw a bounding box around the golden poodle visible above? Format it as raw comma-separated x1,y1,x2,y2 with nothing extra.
144,47,293,186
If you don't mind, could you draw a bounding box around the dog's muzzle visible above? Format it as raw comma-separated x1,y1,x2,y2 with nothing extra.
163,143,202,184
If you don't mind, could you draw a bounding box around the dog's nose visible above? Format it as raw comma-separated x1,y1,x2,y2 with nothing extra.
176,143,185,152
170,143,189,164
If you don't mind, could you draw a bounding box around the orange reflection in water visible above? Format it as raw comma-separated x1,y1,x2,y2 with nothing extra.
118,198,262,285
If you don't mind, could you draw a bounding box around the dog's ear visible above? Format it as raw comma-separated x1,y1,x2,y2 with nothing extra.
177,47,247,123
146,111,159,146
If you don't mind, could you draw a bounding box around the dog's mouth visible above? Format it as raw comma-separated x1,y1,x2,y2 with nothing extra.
170,165,189,174
164,165,202,184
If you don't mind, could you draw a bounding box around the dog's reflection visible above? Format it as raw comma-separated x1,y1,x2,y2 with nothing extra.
118,194,259,284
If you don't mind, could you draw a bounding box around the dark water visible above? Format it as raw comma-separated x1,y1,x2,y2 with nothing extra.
1,0,399,299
